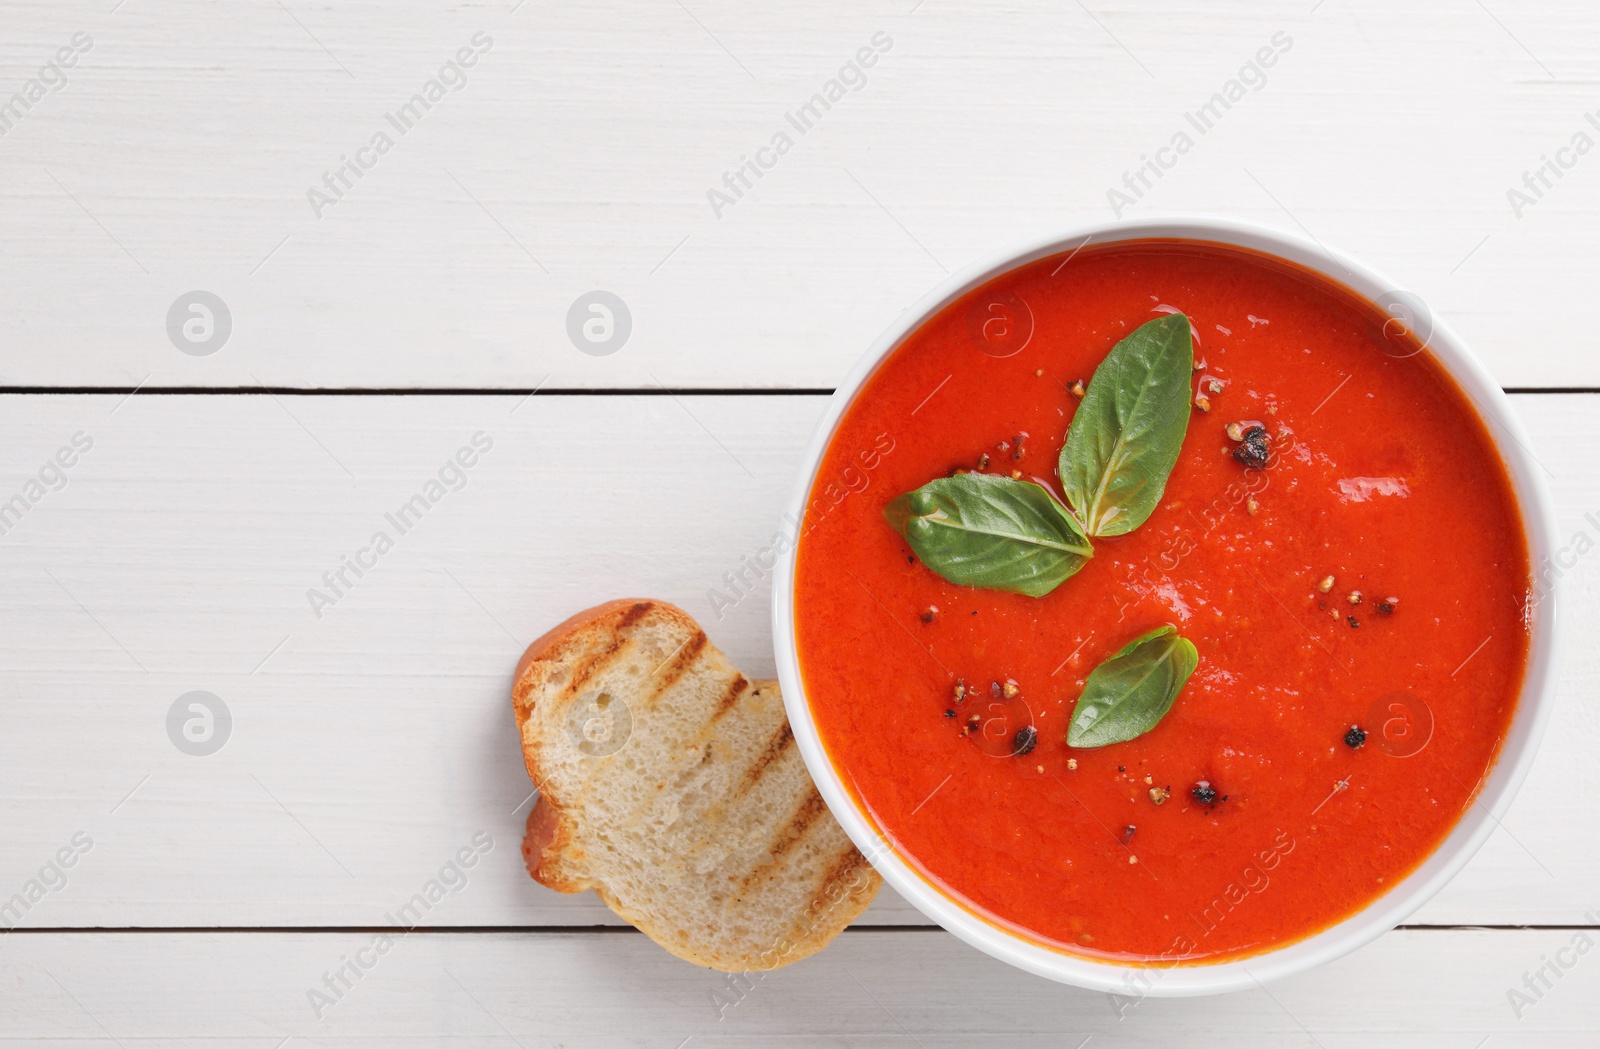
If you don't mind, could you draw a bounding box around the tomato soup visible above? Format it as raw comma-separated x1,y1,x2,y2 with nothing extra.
793,240,1531,963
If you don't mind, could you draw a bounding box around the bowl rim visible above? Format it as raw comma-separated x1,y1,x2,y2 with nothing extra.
769,214,1561,996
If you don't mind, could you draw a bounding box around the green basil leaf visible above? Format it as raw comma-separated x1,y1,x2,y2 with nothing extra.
1059,312,1194,537
884,474,1093,598
1066,625,1198,748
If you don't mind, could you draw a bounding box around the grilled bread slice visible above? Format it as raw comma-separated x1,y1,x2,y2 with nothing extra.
512,599,881,971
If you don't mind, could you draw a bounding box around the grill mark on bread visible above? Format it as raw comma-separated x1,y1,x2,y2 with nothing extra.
736,721,795,796
618,601,654,629
736,789,827,892
813,847,872,918
561,602,657,699
644,631,709,704
708,672,747,721
770,845,871,946
773,790,827,862
563,637,626,698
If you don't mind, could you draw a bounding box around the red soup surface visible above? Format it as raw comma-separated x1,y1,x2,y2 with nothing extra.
793,240,1531,964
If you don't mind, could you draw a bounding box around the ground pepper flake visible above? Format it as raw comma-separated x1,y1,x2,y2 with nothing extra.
1012,726,1039,757
1232,426,1271,469
1344,725,1367,749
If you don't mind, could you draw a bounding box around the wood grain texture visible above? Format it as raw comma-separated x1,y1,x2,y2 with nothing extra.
1,929,1596,1046
0,393,1592,928
0,1,1596,388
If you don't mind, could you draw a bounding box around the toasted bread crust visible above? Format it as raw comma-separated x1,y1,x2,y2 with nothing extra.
511,599,880,971
521,795,588,893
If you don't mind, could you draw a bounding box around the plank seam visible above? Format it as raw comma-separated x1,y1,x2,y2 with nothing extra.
0,386,840,397
3,924,1592,934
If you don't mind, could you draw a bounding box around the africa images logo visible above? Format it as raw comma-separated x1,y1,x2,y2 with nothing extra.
306,33,493,219
306,432,494,618
705,32,892,219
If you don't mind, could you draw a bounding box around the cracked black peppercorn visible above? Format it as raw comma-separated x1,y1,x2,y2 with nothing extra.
1344,725,1367,749
1011,725,1039,757
1191,780,1219,806
1347,614,1360,628
1232,425,1271,469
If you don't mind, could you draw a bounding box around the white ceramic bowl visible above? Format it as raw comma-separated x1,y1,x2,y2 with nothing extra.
770,216,1560,995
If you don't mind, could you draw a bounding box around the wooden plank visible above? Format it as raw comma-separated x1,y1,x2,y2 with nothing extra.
0,392,1593,928
1,929,1596,1045
0,2,1597,389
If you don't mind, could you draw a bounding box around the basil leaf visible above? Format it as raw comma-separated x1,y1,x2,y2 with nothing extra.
1059,312,1194,537
884,474,1093,598
1066,625,1198,748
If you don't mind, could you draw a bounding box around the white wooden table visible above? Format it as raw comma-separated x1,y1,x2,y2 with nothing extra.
2,1,1597,1044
